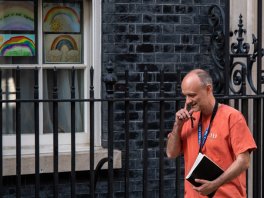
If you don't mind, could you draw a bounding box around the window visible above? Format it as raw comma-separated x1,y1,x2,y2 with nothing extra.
0,0,106,175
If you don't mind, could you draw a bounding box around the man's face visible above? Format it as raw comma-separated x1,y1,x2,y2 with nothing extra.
181,75,210,112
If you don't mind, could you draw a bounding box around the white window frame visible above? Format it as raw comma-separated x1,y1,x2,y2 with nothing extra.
0,0,116,176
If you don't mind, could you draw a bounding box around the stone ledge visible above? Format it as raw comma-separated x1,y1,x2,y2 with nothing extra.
3,145,122,176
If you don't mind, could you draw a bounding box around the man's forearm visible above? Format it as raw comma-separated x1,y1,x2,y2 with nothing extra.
166,123,182,158
212,151,250,189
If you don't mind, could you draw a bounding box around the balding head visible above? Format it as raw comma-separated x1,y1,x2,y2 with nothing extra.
183,69,213,89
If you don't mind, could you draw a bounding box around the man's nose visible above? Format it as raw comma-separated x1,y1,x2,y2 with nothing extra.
185,97,192,105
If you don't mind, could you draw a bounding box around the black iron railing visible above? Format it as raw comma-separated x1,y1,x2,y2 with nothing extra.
0,64,263,197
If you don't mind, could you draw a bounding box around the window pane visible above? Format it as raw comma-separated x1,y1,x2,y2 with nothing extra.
43,69,84,133
0,0,38,64
42,1,83,64
1,69,35,134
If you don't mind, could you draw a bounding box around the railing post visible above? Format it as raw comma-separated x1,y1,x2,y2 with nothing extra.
124,69,130,198
159,69,165,198
0,70,2,198
15,67,21,198
175,69,182,198
143,67,148,198
89,66,95,198
53,68,59,198
103,61,117,198
71,67,76,198
254,0,263,197
34,67,40,198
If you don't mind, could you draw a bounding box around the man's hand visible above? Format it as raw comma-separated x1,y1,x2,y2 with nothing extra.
175,104,194,128
192,179,218,196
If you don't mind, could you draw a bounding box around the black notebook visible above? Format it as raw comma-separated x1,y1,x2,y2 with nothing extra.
186,153,224,197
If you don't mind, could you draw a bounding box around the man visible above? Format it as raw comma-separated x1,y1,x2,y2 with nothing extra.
166,69,257,197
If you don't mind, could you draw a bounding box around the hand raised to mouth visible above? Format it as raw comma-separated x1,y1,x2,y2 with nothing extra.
186,103,195,128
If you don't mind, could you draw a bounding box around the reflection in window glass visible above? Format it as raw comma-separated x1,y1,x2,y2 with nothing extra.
1,69,34,134
43,69,84,133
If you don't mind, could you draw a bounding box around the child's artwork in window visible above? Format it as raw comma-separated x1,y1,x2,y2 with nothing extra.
43,3,80,32
0,34,35,56
0,1,34,31
44,34,81,63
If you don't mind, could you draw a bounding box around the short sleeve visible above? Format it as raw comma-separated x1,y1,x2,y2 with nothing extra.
229,113,257,156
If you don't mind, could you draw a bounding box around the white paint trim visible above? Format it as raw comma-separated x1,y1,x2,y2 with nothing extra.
2,0,103,151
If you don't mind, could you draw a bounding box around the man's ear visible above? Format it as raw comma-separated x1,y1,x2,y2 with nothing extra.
206,84,212,93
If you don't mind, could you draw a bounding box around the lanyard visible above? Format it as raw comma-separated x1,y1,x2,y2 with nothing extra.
198,101,218,153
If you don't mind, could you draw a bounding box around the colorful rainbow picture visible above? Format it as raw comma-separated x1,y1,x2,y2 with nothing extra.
0,34,35,56
43,3,80,32
44,34,81,63
0,1,34,30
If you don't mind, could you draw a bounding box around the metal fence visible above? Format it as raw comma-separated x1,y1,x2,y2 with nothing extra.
0,62,263,197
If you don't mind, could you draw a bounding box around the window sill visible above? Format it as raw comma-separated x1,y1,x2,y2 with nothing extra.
3,144,122,176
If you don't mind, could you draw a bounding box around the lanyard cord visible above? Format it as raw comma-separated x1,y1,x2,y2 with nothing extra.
198,101,218,153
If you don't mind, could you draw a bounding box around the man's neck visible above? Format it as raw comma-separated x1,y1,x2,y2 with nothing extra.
202,99,216,117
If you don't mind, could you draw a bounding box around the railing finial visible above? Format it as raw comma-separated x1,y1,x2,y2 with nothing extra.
103,60,117,98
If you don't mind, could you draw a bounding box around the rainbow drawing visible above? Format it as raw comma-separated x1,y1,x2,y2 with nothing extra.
0,35,35,56
0,2,34,30
43,4,80,32
51,35,78,51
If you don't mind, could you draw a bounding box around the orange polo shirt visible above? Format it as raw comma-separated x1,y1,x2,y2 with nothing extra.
180,104,257,198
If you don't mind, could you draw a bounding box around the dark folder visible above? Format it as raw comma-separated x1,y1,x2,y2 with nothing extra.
186,153,224,197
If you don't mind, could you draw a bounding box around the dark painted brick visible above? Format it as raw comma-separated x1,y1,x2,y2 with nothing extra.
142,54,156,62
143,35,156,43
181,16,193,24
104,14,142,23
136,4,162,13
129,25,136,33
175,25,200,34
200,6,213,15
163,5,174,13
129,44,135,53
155,45,162,52
163,45,174,53
193,35,209,44
115,0,142,3
200,24,211,34
136,64,159,72
103,44,129,53
181,35,191,44
103,24,128,33
114,35,141,43
139,25,162,33
156,0,180,3
156,53,180,62
115,54,142,63
156,15,180,23
194,0,220,5
102,2,115,13
185,45,199,53
157,35,180,43
181,54,194,62
115,4,129,13
194,15,209,24
143,14,155,23
162,24,174,33
136,44,155,53
143,0,156,3
181,0,194,4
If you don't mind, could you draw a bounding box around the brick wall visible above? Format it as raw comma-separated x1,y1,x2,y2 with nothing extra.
101,0,224,198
